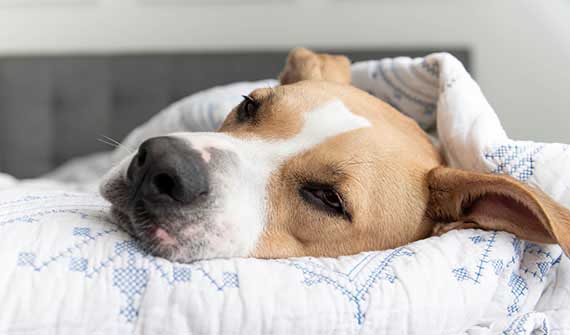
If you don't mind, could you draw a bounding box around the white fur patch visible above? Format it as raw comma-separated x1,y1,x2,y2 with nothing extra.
175,99,371,162
286,99,372,152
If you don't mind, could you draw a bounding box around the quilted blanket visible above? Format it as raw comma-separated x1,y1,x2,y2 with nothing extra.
1,53,570,334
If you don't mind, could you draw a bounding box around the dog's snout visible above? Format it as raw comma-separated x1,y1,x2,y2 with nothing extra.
127,136,209,204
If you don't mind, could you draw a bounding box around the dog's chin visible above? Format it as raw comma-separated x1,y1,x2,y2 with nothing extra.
109,205,191,262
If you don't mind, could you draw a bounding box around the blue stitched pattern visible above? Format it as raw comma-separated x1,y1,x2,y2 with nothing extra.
507,273,528,315
0,205,106,227
17,252,36,266
173,267,192,282
520,243,562,282
421,59,440,78
17,229,241,323
505,243,562,316
391,65,437,102
484,142,545,181
370,61,437,129
69,257,88,272
8,193,240,324
470,235,485,244
451,232,562,318
3,191,566,332
503,313,531,335
375,63,436,113
452,232,498,284
281,247,414,325
502,313,550,335
0,192,96,209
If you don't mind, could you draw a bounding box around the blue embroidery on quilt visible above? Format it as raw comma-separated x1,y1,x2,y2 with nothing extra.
0,192,95,209
484,142,545,181
541,318,550,334
452,231,498,283
17,226,118,272
421,59,440,78
411,63,438,86
519,243,561,282
502,313,550,335
469,235,485,244
17,252,36,266
491,259,505,275
391,65,437,102
17,225,241,323
69,257,88,272
451,232,562,317
373,62,437,119
73,227,92,237
1,206,105,226
7,192,566,328
502,313,531,335
281,247,414,325
507,273,528,315
504,243,562,316
113,252,149,322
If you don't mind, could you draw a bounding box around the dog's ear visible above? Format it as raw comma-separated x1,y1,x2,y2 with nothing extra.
279,47,351,85
426,167,570,255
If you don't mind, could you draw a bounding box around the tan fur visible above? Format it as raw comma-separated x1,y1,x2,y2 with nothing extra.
220,48,570,259
428,167,570,255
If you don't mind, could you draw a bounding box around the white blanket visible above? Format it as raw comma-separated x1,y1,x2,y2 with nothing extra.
1,53,569,334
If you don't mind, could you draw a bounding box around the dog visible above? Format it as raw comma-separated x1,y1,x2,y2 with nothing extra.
100,48,570,263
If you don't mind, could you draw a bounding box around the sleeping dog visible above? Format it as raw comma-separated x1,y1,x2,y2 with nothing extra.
100,48,570,263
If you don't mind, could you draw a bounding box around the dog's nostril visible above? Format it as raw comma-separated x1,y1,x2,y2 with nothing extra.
153,173,176,197
137,148,147,167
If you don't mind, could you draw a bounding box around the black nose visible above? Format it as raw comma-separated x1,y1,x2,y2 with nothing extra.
127,136,209,204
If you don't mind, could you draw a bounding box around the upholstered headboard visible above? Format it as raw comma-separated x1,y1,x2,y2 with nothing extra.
0,49,470,178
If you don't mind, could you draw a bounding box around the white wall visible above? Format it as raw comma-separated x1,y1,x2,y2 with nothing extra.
1,0,569,142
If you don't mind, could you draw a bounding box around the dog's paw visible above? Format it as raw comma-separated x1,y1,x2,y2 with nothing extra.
431,221,480,237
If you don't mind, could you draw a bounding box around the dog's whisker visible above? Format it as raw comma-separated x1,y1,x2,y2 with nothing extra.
101,134,121,145
97,134,135,154
97,138,120,149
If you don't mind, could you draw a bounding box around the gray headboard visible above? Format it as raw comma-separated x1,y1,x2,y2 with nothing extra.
0,49,470,178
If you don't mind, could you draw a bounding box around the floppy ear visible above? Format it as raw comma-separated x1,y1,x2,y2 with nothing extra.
279,47,351,85
427,167,570,255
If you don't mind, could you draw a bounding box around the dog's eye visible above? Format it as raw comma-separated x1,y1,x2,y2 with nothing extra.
237,95,260,122
300,184,351,221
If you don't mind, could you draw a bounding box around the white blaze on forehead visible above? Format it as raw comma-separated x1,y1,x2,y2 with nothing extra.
271,99,371,157
167,100,371,258
172,99,371,158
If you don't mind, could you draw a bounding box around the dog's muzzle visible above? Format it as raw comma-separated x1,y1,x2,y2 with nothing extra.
101,132,269,262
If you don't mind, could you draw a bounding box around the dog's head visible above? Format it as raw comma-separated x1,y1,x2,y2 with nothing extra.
101,48,570,263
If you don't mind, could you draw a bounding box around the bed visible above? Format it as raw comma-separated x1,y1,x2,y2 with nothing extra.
1,49,570,335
